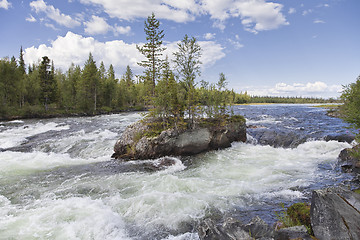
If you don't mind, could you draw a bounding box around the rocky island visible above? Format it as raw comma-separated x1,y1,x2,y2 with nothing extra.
112,115,247,160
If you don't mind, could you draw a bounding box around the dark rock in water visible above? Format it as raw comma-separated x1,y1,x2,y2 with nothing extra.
310,187,360,240
324,134,355,143
198,216,274,240
112,117,246,160
248,129,306,148
243,216,274,239
274,225,312,240
338,146,360,173
198,217,251,240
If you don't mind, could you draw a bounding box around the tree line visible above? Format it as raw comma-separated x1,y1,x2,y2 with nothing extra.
0,13,338,122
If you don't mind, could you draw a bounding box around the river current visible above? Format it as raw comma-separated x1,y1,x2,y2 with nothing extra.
0,104,356,239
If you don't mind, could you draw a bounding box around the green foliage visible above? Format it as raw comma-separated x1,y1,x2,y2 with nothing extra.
340,75,360,130
173,34,202,128
340,75,360,157
136,13,166,96
275,203,313,235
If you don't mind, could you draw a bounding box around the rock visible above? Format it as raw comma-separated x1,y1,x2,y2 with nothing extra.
198,216,275,240
310,187,360,240
274,225,312,240
243,216,274,239
324,134,355,144
248,129,306,148
112,117,246,160
198,217,252,240
338,146,360,173
175,128,212,155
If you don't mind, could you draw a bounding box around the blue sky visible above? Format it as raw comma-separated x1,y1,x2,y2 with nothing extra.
1,0,359,98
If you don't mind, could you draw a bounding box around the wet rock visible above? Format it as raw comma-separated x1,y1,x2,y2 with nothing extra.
198,216,275,240
274,225,312,240
338,146,360,173
112,117,246,160
248,129,306,148
198,217,252,240
243,216,274,239
324,134,355,144
310,187,360,240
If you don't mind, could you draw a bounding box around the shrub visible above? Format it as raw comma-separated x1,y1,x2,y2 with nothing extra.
275,202,313,235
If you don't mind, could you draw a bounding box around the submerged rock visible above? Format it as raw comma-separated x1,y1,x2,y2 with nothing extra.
247,128,306,148
112,116,246,160
310,187,360,240
324,134,355,144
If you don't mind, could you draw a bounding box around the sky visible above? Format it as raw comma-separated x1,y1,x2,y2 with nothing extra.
0,0,359,98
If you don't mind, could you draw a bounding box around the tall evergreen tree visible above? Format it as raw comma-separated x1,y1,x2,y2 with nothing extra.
39,56,57,111
79,53,98,113
173,34,202,127
136,13,166,95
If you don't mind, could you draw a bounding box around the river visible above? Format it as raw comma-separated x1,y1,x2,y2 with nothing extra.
0,104,357,239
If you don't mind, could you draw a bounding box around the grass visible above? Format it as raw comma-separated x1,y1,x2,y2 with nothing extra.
313,104,341,109
275,202,313,235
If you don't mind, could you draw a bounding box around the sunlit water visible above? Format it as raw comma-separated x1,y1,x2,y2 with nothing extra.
0,105,356,239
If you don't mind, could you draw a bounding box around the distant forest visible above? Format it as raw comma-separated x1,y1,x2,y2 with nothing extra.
0,14,339,120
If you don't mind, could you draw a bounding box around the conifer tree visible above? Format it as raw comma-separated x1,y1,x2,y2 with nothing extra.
18,46,26,107
39,56,56,111
136,13,166,95
173,34,202,127
78,53,98,113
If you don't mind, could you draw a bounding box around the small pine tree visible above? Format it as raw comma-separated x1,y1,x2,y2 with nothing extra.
136,13,166,96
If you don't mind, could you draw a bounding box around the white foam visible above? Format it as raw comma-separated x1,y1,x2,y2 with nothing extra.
246,115,282,125
0,122,70,149
0,197,131,240
0,151,104,178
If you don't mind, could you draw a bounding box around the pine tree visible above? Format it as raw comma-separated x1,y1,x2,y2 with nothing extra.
18,47,26,107
136,13,166,96
39,56,56,111
78,53,98,113
173,34,202,128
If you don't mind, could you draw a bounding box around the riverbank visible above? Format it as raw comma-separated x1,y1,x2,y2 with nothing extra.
0,105,146,121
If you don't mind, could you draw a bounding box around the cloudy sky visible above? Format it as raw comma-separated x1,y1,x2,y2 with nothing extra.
1,0,359,98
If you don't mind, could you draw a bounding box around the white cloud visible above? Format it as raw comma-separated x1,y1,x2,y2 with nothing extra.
245,81,342,98
84,15,111,35
44,23,59,30
26,14,37,22
302,9,313,16
84,15,132,36
24,31,225,77
228,39,244,49
80,0,288,33
0,0,11,9
288,8,296,14
204,33,216,40
113,25,131,35
314,19,325,24
30,0,81,28
79,0,197,23
231,0,289,33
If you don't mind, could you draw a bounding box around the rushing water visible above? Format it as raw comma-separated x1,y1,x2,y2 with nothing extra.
0,105,357,239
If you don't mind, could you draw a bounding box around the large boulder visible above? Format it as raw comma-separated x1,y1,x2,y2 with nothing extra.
338,145,360,173
248,128,306,148
310,187,360,240
112,117,246,160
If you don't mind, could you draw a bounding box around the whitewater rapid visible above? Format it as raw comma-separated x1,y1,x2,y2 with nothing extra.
0,105,356,239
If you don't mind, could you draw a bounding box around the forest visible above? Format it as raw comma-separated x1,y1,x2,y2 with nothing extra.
0,13,338,121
